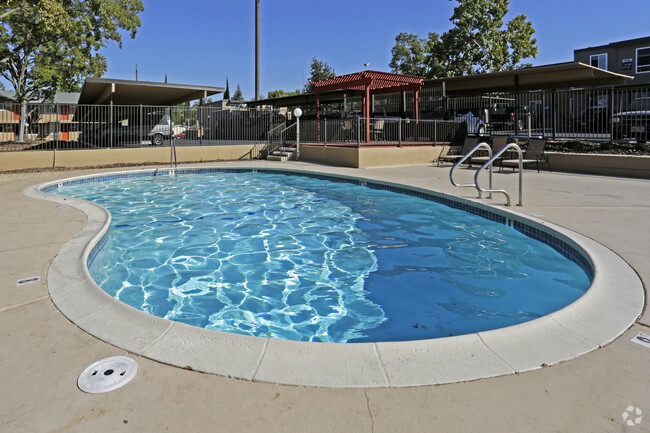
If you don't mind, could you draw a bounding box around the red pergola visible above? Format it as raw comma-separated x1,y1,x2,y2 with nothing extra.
311,70,424,143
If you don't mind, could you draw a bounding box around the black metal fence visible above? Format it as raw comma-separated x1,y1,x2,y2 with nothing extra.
296,117,467,146
314,84,650,142
2,83,649,153
0,104,287,151
411,84,650,142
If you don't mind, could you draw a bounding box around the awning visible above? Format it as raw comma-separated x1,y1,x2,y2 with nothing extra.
426,62,633,95
251,62,634,108
78,77,224,105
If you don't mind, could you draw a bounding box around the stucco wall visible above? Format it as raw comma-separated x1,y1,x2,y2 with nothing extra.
0,145,261,172
546,152,650,178
300,145,445,168
357,146,445,168
0,150,54,171
2,145,650,179
299,146,359,168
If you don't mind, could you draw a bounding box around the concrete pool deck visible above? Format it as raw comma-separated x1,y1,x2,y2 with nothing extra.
1,161,649,432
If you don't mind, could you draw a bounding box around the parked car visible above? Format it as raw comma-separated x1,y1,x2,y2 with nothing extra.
79,111,183,147
574,106,609,133
612,97,650,142
455,109,486,135
490,105,530,132
148,115,185,145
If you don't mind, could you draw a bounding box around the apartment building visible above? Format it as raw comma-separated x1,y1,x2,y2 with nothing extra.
574,36,650,85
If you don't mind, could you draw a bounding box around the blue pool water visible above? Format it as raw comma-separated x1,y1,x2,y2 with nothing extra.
55,171,591,343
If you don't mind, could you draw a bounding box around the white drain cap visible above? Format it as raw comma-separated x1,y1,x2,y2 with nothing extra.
78,356,138,393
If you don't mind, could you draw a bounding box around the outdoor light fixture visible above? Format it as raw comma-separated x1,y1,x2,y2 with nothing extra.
293,108,302,161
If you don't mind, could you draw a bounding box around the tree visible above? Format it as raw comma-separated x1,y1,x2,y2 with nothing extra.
0,0,144,141
389,0,537,78
232,84,244,101
223,77,230,100
389,32,438,77
304,58,335,93
267,89,301,99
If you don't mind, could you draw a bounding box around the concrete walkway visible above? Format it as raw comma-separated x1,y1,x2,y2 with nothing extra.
1,161,648,433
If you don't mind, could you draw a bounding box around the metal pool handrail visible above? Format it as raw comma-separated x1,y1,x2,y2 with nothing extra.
474,143,523,206
266,122,298,159
449,141,492,199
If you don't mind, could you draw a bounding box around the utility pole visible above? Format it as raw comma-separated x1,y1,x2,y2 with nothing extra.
255,0,260,100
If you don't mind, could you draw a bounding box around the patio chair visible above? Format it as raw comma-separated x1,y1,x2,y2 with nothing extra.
500,137,548,173
470,135,510,167
437,136,480,166
372,119,385,141
342,119,354,142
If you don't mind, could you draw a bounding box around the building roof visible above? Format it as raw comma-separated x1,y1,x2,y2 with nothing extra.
312,70,423,94
78,77,224,105
424,62,633,95
574,36,650,53
250,62,633,108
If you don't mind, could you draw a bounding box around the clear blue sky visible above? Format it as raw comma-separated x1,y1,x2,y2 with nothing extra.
99,0,649,100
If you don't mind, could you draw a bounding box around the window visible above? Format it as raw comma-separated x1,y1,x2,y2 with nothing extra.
590,53,607,70
637,47,650,73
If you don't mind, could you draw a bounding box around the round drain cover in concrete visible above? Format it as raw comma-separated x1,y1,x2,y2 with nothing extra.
78,356,137,394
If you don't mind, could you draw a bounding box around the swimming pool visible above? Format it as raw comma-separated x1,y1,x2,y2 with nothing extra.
31,166,643,387
52,169,590,343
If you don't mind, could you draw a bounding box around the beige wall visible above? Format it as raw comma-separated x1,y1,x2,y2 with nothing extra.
0,145,262,172
546,152,650,178
300,146,359,168
0,150,54,171
2,145,650,179
358,146,445,168
300,145,445,168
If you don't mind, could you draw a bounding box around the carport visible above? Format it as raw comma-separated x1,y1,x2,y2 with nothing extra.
78,77,224,106
311,71,423,143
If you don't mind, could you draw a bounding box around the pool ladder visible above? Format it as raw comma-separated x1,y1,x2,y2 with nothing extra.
449,141,523,206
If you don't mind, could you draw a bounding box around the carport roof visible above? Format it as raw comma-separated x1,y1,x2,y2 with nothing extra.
78,77,224,105
249,62,634,107
426,62,633,94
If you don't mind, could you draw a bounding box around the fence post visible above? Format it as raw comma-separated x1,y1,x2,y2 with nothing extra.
324,118,327,146
551,89,557,141
434,120,437,145
357,117,361,148
398,119,402,147
56,103,60,150
109,102,114,148
609,87,614,142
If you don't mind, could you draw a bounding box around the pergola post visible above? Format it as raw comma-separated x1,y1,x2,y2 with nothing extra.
414,89,419,122
414,89,420,141
364,85,370,143
315,90,321,142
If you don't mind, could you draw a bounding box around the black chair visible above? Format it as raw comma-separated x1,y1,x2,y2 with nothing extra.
437,136,480,166
470,135,510,167
500,137,548,173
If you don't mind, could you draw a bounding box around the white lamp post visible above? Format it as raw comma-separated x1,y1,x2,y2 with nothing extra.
293,108,302,160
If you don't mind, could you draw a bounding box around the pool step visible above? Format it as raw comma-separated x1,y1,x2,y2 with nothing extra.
266,146,297,162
